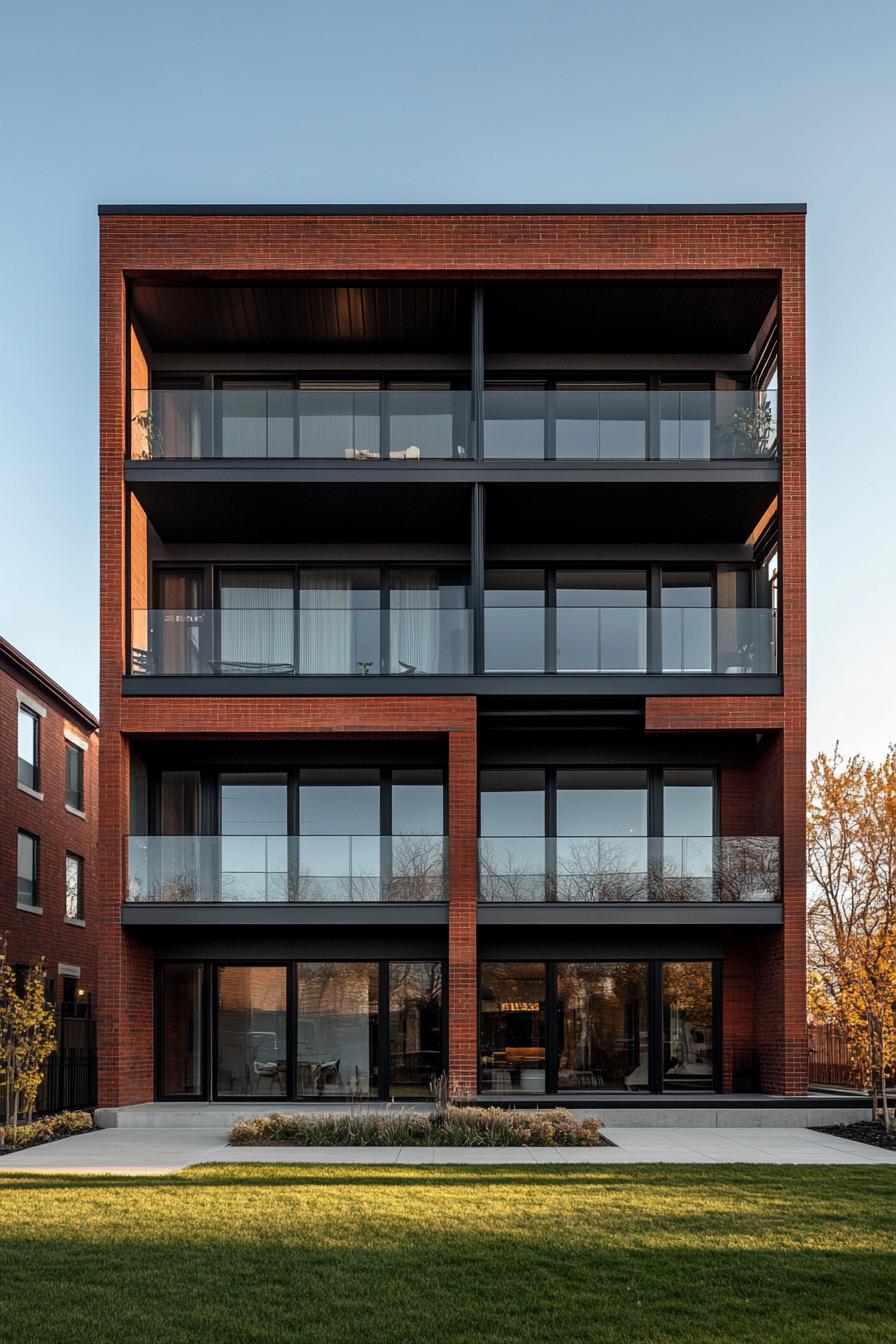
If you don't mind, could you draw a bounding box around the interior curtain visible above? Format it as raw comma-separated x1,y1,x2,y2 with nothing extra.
219,572,294,670
300,570,354,673
390,569,439,673
299,385,379,459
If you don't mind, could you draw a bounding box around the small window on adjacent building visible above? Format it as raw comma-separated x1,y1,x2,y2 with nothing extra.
65,742,85,812
65,853,84,921
17,706,39,791
17,832,39,908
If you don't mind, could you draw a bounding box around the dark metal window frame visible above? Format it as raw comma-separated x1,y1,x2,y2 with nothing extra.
155,956,448,1103
17,705,40,791
65,852,84,921
16,829,39,907
477,957,722,1096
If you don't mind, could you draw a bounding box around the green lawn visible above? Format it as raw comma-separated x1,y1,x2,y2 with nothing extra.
1,1164,894,1344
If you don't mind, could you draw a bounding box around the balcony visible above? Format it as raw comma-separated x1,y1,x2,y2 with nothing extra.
130,606,473,676
126,834,447,904
484,387,778,461
129,606,774,679
130,388,472,461
129,386,778,464
484,606,777,675
478,835,781,903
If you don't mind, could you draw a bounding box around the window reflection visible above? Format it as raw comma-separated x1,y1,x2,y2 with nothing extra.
557,963,649,1091
297,962,379,1098
161,963,204,1098
389,961,443,1097
663,962,715,1090
216,966,287,1098
480,963,546,1093
219,773,288,902
479,770,546,901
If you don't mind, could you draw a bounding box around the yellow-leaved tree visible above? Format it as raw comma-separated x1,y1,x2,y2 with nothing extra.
0,938,58,1130
807,747,896,1129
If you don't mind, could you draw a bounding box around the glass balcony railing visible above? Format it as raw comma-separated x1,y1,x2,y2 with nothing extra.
127,834,448,903
129,608,473,676
130,388,472,461
483,607,777,675
484,387,779,460
478,836,781,903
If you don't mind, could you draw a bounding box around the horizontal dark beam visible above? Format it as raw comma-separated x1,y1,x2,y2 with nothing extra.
477,903,783,926
99,203,807,217
122,902,449,927
125,460,780,487
123,674,783,699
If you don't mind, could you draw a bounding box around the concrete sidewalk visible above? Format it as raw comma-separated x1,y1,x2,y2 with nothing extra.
3,1125,896,1174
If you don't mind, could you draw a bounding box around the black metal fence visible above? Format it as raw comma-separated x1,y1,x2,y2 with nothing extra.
32,1009,97,1116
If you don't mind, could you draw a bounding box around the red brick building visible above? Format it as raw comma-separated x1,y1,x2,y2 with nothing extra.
1,637,98,1005
98,205,806,1107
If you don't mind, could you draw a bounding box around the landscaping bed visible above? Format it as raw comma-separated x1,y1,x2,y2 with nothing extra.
230,1105,606,1147
0,1111,93,1155
813,1119,896,1152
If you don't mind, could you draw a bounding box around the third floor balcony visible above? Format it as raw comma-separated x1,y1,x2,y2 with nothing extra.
129,385,778,465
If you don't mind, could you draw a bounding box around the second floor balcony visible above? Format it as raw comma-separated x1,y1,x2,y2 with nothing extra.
130,604,776,678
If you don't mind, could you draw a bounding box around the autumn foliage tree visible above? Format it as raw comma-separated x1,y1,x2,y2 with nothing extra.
0,939,58,1130
807,747,896,1128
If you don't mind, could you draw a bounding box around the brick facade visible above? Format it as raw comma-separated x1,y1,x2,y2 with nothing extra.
0,639,98,1002
99,208,806,1102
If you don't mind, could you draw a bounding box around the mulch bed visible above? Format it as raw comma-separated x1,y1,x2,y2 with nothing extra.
813,1120,896,1151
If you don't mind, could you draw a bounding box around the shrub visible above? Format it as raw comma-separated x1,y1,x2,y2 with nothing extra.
229,1105,603,1148
0,1110,93,1153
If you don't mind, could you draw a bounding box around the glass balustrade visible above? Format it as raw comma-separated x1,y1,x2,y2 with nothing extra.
130,388,472,460
127,835,448,903
478,835,781,903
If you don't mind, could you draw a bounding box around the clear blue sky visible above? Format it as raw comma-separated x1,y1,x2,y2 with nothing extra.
1,0,893,760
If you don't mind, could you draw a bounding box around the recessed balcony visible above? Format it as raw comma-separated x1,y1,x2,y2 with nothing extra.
128,605,776,678
129,386,778,464
126,833,448,904
478,835,781,904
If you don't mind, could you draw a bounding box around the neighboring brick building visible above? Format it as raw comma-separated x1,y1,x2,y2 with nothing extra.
1,637,98,1006
98,204,806,1107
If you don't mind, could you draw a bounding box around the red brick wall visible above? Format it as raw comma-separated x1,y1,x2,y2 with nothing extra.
99,210,806,1100
0,656,98,1001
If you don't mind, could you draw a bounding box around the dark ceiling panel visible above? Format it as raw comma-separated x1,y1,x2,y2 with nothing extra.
483,281,777,355
130,283,469,354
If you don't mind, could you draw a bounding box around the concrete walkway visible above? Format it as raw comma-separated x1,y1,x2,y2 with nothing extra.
2,1125,896,1173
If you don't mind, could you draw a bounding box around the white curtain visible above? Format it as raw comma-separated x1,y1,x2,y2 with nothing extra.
390,570,439,673
299,385,379,459
300,571,355,673
219,572,293,671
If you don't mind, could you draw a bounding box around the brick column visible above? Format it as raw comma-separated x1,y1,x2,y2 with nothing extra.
448,724,478,1096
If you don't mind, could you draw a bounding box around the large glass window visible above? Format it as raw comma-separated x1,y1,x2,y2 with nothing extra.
154,569,204,675
480,963,546,1093
556,770,648,901
17,706,39,791
556,570,647,673
661,571,713,673
389,961,443,1097
218,569,294,673
299,568,379,675
220,773,288,902
484,570,545,672
556,384,647,460
297,962,379,1098
663,962,715,1090
16,831,38,908
483,385,545,459
65,853,84,921
389,568,470,674
216,966,287,1098
557,963,649,1092
298,382,379,459
479,770,546,901
663,768,715,899
160,963,204,1098
299,769,380,900
391,771,446,901
65,742,85,811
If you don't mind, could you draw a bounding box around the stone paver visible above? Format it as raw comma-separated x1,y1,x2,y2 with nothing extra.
2,1126,896,1174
